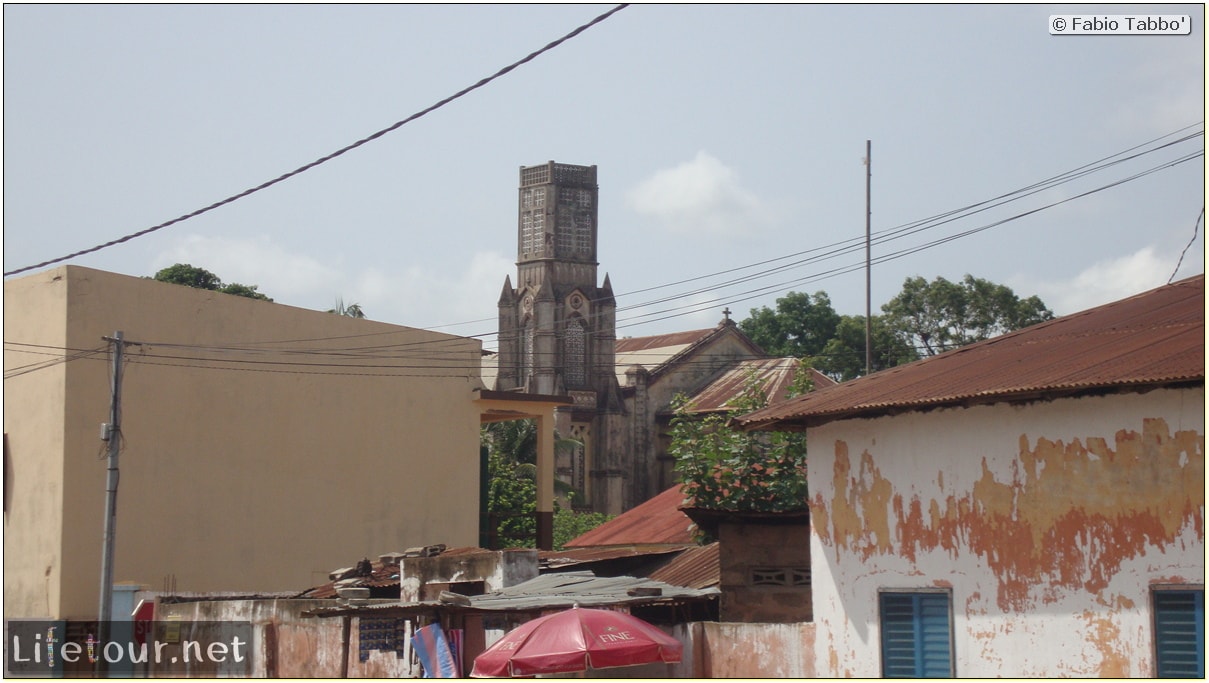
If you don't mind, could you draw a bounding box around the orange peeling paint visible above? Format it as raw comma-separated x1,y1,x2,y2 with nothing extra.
825,418,1204,612
1081,610,1131,677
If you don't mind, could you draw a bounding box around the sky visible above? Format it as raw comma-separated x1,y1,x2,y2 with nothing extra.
4,4,1204,350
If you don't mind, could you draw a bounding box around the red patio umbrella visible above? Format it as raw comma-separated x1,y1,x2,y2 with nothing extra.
470,605,683,677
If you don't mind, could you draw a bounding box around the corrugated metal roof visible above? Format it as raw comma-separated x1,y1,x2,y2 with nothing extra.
615,345,695,384
539,545,690,570
646,542,720,590
298,561,401,599
305,571,718,618
615,328,715,353
564,486,698,548
735,275,1205,431
297,547,495,599
463,571,717,611
683,358,836,414
613,321,765,386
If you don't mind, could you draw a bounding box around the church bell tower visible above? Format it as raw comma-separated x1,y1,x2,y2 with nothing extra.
495,161,627,514
495,161,619,397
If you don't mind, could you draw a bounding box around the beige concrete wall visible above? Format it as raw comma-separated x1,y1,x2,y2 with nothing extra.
3,270,71,618
4,266,484,619
807,389,1205,677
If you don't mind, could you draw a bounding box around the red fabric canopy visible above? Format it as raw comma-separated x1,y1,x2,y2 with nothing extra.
470,606,683,677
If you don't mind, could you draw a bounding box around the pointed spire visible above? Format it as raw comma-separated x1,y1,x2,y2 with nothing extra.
598,274,616,306
497,275,515,306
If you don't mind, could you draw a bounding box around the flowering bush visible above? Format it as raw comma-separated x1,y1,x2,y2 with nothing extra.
670,362,810,512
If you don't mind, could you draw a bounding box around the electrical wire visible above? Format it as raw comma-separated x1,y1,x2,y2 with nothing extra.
3,343,109,379
18,142,1192,379
2,4,631,278
206,123,1201,354
4,125,1201,380
411,123,1207,341
1169,207,1204,284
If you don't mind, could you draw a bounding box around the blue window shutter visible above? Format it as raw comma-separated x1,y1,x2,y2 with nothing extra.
1155,590,1205,678
881,592,952,678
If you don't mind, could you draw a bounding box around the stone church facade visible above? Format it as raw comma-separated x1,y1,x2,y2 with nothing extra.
493,161,817,515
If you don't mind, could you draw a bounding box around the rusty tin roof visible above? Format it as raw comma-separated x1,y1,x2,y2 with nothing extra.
614,328,716,353
646,542,720,590
682,358,836,414
539,545,690,570
298,560,401,599
563,486,698,548
735,275,1205,431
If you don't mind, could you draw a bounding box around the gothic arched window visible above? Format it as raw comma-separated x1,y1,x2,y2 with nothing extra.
565,317,586,386
522,320,535,386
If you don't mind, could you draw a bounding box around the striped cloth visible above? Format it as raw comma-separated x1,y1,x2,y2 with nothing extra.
411,622,460,678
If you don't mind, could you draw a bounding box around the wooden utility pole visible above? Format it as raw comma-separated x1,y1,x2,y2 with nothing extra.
865,140,872,376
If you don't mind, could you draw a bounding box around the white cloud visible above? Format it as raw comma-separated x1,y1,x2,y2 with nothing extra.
353,251,513,335
153,234,342,303
627,151,774,236
154,235,512,337
1025,246,1185,316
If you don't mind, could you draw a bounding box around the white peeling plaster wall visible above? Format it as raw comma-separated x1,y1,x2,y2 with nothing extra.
808,388,1205,678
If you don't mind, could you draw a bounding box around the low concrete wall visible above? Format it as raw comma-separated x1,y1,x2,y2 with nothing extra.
151,601,821,677
153,599,417,677
692,621,817,678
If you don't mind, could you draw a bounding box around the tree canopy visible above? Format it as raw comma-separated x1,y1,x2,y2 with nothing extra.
739,291,840,358
881,274,1053,356
739,274,1052,379
817,314,919,381
152,263,273,301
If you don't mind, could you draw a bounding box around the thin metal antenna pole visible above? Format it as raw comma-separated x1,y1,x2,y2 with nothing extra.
865,140,873,376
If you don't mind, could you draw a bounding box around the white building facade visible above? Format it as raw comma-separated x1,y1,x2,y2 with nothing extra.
807,388,1204,677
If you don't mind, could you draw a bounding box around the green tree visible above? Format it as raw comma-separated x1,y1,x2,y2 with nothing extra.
670,363,809,514
552,507,614,551
485,448,537,548
481,419,584,548
739,291,840,358
216,282,272,301
881,274,1053,356
816,314,919,381
152,263,273,301
153,263,222,290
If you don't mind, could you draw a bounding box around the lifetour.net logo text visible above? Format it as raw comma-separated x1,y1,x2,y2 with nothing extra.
5,620,253,677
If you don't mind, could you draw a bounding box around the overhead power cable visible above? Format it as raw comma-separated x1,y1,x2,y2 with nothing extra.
3,4,630,278
421,123,1204,339
1169,206,1204,284
4,122,1199,376
611,148,1204,332
3,343,109,379
72,130,1196,364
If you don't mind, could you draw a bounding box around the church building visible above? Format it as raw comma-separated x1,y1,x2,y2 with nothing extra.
491,161,824,515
